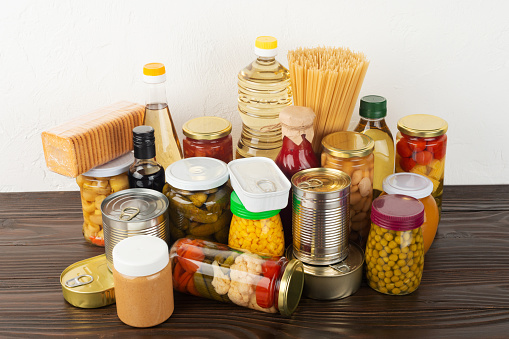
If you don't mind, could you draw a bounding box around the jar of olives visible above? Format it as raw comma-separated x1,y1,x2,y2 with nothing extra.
366,194,425,295
76,152,133,246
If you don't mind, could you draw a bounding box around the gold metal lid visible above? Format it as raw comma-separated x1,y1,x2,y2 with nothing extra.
322,131,374,158
60,254,115,308
397,114,448,137
278,259,305,316
291,167,351,193
182,116,232,140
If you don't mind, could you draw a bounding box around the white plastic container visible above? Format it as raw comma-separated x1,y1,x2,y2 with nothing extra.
227,157,291,212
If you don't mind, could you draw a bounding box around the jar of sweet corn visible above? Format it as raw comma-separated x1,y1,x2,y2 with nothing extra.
76,152,133,246
228,191,284,256
396,114,448,218
366,194,425,295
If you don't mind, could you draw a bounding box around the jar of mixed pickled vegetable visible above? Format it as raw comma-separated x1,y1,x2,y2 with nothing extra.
396,114,448,217
366,194,425,295
165,157,232,244
182,117,233,163
170,237,304,315
76,152,133,246
321,131,375,249
228,191,284,256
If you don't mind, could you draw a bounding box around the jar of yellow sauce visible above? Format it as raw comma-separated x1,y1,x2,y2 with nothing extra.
228,191,284,256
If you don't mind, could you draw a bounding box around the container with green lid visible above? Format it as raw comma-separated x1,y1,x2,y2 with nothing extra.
228,191,285,256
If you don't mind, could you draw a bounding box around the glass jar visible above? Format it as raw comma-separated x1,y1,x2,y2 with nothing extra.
366,195,425,295
170,237,304,316
321,131,375,249
76,152,133,246
382,173,439,254
112,235,174,327
182,116,233,163
353,95,394,199
396,114,448,216
228,191,284,256
164,157,232,244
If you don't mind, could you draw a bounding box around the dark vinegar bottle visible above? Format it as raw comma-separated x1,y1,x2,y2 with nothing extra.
128,125,165,193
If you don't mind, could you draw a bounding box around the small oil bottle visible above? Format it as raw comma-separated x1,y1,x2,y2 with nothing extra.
354,95,394,199
128,126,165,193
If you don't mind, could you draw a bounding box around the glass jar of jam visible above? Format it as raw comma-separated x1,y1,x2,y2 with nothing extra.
76,152,133,246
382,173,439,254
395,114,448,217
182,117,233,163
321,131,375,249
366,194,425,295
170,237,304,315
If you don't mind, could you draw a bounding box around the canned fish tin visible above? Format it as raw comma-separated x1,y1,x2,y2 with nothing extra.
292,168,350,265
101,188,169,270
60,254,115,308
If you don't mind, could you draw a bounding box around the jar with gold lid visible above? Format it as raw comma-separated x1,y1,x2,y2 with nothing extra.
395,114,448,216
321,131,374,249
182,116,233,163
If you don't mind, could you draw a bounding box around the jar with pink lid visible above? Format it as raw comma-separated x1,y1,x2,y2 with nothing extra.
365,194,425,295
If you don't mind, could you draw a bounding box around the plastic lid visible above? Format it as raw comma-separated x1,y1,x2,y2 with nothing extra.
112,235,169,277
165,157,229,191
370,194,424,231
82,152,134,177
255,36,277,57
359,95,387,119
143,63,166,84
230,191,280,219
322,131,374,158
397,114,448,138
383,173,433,199
182,117,232,140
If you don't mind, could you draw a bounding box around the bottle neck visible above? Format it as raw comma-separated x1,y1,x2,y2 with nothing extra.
134,144,156,160
256,56,276,64
145,82,168,108
359,116,385,122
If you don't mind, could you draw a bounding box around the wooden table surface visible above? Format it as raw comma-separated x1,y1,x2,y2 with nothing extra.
1,185,508,338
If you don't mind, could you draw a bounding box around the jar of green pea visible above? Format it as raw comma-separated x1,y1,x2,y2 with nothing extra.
365,194,425,295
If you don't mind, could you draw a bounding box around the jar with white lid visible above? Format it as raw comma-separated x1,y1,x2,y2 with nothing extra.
164,157,232,244
382,173,439,254
112,235,174,327
76,152,133,246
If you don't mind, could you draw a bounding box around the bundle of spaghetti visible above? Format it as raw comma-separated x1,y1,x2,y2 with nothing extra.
288,47,369,153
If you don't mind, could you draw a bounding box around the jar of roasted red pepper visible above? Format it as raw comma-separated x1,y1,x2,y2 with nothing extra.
182,117,233,163
170,237,304,316
395,114,448,217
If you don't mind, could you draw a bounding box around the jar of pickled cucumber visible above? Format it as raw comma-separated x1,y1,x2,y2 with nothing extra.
228,191,284,256
321,131,375,249
396,114,448,217
366,194,425,295
76,152,133,246
165,157,232,244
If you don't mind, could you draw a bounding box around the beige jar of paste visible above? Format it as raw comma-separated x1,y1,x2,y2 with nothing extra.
112,235,174,327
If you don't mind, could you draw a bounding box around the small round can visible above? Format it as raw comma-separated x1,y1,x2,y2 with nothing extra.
292,168,350,265
101,188,169,270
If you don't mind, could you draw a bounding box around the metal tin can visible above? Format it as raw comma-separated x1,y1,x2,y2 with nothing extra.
60,254,115,308
291,168,351,265
101,188,169,270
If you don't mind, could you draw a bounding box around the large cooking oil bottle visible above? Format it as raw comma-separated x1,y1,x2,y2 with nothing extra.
142,63,183,171
236,36,292,160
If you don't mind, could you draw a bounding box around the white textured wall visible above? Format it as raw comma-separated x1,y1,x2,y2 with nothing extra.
1,0,508,192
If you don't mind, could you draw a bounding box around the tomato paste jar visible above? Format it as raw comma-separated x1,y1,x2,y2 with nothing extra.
366,195,425,295
182,116,233,163
395,114,448,217
170,237,304,316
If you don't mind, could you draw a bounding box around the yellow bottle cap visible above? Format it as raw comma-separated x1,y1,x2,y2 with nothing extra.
255,36,277,50
143,63,166,76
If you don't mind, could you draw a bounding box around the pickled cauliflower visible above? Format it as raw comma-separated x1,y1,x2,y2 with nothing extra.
227,253,263,307
211,260,230,295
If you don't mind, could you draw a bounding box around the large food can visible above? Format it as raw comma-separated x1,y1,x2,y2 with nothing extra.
101,188,169,270
292,168,351,265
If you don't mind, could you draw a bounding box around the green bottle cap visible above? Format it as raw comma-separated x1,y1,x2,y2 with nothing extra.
230,191,280,220
359,95,387,119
